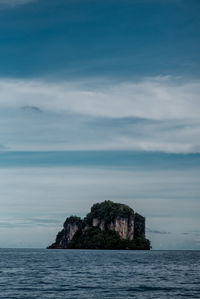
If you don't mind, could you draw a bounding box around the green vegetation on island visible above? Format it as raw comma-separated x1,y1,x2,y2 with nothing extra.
48,200,151,250
84,200,134,226
68,227,151,250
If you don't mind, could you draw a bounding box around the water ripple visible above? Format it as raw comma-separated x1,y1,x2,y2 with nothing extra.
0,249,199,298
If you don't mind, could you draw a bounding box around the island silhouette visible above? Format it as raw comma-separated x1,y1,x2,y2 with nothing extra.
48,200,151,250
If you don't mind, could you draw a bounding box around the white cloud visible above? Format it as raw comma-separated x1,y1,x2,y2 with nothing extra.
0,76,199,120
0,76,200,153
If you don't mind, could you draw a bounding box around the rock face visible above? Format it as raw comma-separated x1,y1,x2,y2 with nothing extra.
51,216,82,249
134,213,145,238
48,201,150,250
92,216,135,240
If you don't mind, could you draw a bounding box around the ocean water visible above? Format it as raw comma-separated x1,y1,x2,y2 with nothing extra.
0,249,199,299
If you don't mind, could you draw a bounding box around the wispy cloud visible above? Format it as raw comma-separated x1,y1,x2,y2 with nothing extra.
0,76,200,153
0,0,36,8
147,228,171,235
21,105,42,113
0,76,199,120
0,217,60,228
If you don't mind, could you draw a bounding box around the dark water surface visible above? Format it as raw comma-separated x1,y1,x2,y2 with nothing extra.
0,249,199,298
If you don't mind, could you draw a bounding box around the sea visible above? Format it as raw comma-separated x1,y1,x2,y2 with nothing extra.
0,249,199,299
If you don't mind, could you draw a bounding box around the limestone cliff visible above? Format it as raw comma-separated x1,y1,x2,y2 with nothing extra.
48,201,150,250
92,216,134,240
51,216,82,249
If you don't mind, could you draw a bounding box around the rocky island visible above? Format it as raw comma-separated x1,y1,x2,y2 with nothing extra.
48,200,151,250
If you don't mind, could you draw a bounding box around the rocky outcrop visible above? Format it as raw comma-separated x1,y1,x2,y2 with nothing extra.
48,201,150,250
48,216,82,249
134,213,145,238
92,216,135,240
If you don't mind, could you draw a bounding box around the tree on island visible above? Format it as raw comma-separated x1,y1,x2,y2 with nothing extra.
48,200,151,250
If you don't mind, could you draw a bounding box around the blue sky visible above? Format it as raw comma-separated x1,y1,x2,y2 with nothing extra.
0,0,199,79
0,0,200,249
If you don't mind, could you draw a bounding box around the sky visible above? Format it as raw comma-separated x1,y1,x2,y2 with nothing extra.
0,0,200,249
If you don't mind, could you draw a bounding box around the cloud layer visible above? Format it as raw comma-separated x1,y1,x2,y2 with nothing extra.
0,76,199,120
0,76,199,153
